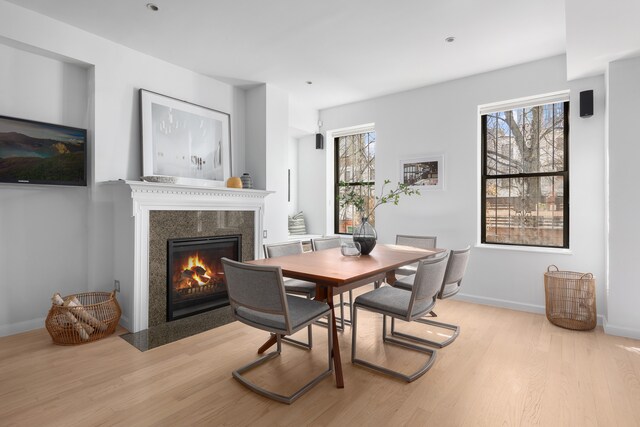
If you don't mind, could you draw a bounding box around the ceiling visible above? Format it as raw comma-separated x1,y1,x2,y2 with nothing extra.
7,0,569,110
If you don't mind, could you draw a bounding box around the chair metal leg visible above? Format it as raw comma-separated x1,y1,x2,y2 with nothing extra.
351,307,437,382
233,313,334,404
390,316,460,348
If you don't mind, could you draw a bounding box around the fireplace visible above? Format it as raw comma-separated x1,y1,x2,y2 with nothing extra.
167,235,241,321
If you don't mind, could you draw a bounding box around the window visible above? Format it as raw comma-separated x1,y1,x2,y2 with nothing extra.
481,100,569,248
335,130,376,234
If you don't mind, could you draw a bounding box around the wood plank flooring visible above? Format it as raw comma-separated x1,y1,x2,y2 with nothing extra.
2,297,640,426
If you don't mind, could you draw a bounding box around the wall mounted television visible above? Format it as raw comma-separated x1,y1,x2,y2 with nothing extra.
0,115,87,186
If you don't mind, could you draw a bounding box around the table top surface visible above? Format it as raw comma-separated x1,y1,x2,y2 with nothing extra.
247,244,446,286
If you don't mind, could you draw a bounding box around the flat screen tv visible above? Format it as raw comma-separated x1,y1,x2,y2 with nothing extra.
0,115,87,186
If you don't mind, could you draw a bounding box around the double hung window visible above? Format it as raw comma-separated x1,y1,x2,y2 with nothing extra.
481,99,569,248
335,130,376,234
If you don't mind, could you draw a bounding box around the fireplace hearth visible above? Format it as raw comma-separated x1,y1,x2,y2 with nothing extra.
167,235,240,321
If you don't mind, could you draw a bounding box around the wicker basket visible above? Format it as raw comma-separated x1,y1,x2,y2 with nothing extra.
544,265,596,330
45,291,121,345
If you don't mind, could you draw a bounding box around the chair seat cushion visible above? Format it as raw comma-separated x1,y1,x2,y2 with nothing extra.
393,274,415,291
355,286,435,319
284,278,316,297
236,295,329,333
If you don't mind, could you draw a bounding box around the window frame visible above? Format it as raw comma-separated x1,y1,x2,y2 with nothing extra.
334,132,375,235
480,101,570,249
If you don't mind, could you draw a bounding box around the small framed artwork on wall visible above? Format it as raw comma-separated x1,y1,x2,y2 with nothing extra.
140,89,231,187
399,154,445,190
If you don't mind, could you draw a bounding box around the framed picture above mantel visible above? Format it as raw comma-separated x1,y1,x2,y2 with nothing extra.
140,89,231,187
399,154,445,190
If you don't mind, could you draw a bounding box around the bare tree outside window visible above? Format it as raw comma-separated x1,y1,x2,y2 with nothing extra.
335,131,375,234
482,101,569,248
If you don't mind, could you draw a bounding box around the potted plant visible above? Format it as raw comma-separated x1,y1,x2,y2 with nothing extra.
339,179,420,255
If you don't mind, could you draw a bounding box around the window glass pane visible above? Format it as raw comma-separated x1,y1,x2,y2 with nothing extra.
486,103,566,175
337,184,374,233
484,176,565,247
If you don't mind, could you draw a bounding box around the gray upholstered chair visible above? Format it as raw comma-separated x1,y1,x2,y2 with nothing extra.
311,236,352,329
392,246,470,348
264,240,316,349
394,234,438,277
351,254,449,382
221,258,333,404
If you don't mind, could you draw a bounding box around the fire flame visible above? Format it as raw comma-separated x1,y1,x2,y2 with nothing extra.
175,252,213,289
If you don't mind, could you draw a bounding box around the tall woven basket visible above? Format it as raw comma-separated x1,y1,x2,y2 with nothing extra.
544,265,596,330
45,291,121,345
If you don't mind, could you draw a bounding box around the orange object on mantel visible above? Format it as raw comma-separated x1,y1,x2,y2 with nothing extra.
226,176,242,188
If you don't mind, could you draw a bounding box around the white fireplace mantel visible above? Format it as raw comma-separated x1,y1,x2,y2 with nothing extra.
112,180,272,332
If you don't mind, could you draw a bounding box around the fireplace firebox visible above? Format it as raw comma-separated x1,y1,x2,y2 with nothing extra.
167,235,241,321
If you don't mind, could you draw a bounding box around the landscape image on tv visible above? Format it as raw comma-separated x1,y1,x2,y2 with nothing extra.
0,115,87,186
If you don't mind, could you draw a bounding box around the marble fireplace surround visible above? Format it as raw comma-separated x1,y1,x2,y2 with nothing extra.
123,181,271,333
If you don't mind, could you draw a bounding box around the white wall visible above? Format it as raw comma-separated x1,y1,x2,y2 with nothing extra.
318,55,607,318
243,84,290,244
297,134,326,234
287,135,298,215
264,85,290,243
0,43,90,336
605,55,640,338
0,1,243,335
244,85,267,191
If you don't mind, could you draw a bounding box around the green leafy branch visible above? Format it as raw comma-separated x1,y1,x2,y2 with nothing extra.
339,179,420,218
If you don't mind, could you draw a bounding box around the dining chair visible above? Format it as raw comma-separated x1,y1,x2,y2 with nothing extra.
351,254,449,382
221,258,333,404
264,240,317,349
311,236,351,329
391,246,470,348
394,235,438,277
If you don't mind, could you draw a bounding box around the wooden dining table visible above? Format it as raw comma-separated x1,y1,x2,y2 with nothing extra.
246,243,446,388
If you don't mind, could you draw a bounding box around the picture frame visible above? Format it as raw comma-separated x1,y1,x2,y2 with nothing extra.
140,89,231,187
399,154,444,190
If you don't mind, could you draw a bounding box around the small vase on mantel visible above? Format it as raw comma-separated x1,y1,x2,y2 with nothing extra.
353,216,377,255
240,173,253,189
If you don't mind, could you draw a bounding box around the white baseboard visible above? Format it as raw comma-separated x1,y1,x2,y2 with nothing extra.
455,293,546,314
1,314,132,338
603,317,640,340
0,317,46,337
119,315,131,333
454,293,604,326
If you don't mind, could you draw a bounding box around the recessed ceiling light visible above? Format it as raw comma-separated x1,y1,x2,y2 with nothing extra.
306,81,313,85
445,36,456,43
146,3,159,11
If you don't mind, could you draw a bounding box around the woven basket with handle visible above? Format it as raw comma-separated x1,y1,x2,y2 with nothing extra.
45,291,121,345
544,265,596,331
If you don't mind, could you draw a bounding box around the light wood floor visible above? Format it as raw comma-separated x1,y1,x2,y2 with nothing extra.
2,296,640,426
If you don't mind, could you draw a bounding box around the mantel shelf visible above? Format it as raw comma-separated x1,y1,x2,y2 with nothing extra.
105,179,273,199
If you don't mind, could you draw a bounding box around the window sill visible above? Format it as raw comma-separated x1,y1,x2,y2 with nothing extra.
475,243,572,255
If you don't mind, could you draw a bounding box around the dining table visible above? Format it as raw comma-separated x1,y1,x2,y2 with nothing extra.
246,243,446,388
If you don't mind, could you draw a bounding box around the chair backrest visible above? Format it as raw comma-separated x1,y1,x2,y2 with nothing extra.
312,236,342,251
439,246,470,299
396,235,437,249
407,254,449,317
221,257,291,330
264,241,304,258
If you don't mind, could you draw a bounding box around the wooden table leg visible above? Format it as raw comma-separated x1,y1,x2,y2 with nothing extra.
385,270,397,286
257,334,277,354
326,285,344,388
